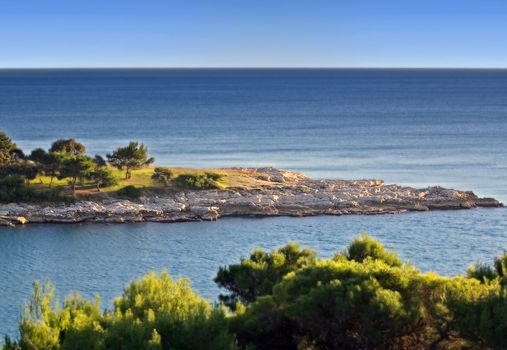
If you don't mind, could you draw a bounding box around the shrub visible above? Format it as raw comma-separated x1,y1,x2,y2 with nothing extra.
93,155,107,167
0,163,39,181
117,185,142,199
231,259,445,349
467,262,497,282
89,167,118,191
494,253,507,278
0,175,73,203
5,234,507,350
335,232,402,267
173,172,223,190
151,167,174,187
214,242,316,308
9,273,237,350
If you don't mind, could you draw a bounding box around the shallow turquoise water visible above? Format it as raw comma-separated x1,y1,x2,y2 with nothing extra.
1,208,506,338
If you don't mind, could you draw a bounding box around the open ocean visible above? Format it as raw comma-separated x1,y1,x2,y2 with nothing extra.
1,69,506,338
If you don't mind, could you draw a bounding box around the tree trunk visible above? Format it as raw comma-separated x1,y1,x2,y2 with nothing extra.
71,178,76,195
125,166,130,179
49,175,54,188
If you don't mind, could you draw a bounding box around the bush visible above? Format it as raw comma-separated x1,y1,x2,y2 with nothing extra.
467,262,497,282
89,167,118,191
335,232,402,267
117,185,142,199
5,234,507,350
0,175,73,203
173,172,223,190
214,242,316,308
9,273,237,350
151,167,174,187
0,163,39,180
228,235,507,350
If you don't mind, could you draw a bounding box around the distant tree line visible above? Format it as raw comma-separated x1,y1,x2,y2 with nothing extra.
0,130,226,202
3,234,507,350
0,131,155,201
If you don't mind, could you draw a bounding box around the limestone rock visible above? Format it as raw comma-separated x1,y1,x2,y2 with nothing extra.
0,168,502,226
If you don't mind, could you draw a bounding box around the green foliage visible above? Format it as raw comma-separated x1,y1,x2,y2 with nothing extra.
109,272,236,350
204,172,223,181
467,262,497,282
29,150,62,187
229,235,507,349
9,273,236,350
233,259,446,349
494,253,507,278
107,142,155,179
336,232,402,267
58,156,96,193
173,172,223,190
93,155,107,167
0,163,39,180
117,185,142,199
151,167,174,187
443,276,507,349
5,234,507,350
0,131,24,165
49,139,86,156
0,175,73,203
89,167,117,191
467,252,507,284
27,148,48,164
214,242,316,308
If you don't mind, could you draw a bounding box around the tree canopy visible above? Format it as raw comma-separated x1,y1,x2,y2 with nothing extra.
107,142,155,179
58,156,95,194
0,131,24,165
49,139,86,156
7,235,506,350
228,238,507,350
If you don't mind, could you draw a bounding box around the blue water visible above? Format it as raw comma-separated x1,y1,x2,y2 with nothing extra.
1,69,507,338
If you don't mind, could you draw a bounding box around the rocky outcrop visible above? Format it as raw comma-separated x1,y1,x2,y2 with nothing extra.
0,168,502,227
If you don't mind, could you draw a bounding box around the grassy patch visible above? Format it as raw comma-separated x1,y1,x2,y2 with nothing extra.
26,166,234,197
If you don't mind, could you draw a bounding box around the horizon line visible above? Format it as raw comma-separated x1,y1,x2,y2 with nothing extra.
1,66,507,70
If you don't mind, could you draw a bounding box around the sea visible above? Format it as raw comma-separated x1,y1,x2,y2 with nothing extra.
0,69,506,338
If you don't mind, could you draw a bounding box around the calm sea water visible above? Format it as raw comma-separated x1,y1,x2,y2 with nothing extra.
1,69,506,338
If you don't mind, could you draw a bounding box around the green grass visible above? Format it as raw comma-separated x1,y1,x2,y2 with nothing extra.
27,166,230,196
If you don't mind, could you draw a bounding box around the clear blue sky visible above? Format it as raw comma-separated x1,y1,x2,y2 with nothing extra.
1,0,506,68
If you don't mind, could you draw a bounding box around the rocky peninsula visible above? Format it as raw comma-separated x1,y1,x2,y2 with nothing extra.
0,167,502,227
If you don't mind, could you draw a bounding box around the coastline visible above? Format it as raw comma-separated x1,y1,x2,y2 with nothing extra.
0,168,502,227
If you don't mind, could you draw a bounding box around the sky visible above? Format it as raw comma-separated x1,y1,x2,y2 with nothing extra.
1,0,506,68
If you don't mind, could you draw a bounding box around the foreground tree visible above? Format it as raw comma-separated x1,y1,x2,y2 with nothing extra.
58,156,95,194
5,235,507,350
107,142,155,179
10,273,237,350
214,242,316,308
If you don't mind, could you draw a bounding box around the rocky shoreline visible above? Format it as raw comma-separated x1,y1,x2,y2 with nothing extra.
0,168,503,227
